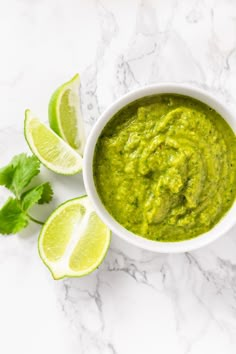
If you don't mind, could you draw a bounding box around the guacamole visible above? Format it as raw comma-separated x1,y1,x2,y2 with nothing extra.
93,94,236,242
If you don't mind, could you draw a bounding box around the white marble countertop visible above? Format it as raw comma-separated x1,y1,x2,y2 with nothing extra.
1,0,236,353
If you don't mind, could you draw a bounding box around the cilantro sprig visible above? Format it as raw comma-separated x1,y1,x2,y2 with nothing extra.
0,154,53,234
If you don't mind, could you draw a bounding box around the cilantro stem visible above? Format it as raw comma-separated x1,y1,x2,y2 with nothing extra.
27,214,44,226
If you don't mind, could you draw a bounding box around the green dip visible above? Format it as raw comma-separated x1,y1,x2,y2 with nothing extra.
93,94,236,242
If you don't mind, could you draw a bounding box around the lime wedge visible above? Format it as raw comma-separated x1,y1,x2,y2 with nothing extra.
38,196,111,279
48,74,86,155
24,110,82,175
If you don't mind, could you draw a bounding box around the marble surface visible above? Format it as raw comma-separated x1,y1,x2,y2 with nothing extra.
0,0,236,353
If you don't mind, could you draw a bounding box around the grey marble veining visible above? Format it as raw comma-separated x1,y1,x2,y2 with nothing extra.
0,0,236,353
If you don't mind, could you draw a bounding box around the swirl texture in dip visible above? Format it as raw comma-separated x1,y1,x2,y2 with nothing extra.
94,94,236,241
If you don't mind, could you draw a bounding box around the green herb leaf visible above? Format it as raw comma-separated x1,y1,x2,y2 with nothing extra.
21,185,43,211
21,182,53,211
0,154,40,197
37,182,53,204
12,154,41,196
0,198,29,235
0,164,14,187
0,153,54,235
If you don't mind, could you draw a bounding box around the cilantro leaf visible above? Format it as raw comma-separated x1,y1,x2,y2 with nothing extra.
12,154,40,197
37,182,53,204
21,182,53,211
0,153,54,235
21,185,44,211
0,164,14,187
0,198,29,235
0,154,40,197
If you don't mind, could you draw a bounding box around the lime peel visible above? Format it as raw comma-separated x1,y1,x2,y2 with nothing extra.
24,110,83,176
49,74,86,155
38,196,111,280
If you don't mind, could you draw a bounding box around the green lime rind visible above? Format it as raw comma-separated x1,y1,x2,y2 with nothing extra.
38,196,111,280
48,76,80,139
24,109,83,176
48,74,85,155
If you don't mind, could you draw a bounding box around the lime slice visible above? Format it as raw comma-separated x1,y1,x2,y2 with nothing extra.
24,110,83,175
48,74,86,156
38,196,111,279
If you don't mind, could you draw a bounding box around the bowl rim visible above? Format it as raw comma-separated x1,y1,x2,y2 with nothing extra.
83,83,236,253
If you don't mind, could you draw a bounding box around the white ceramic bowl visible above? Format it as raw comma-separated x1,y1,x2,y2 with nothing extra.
83,84,236,253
